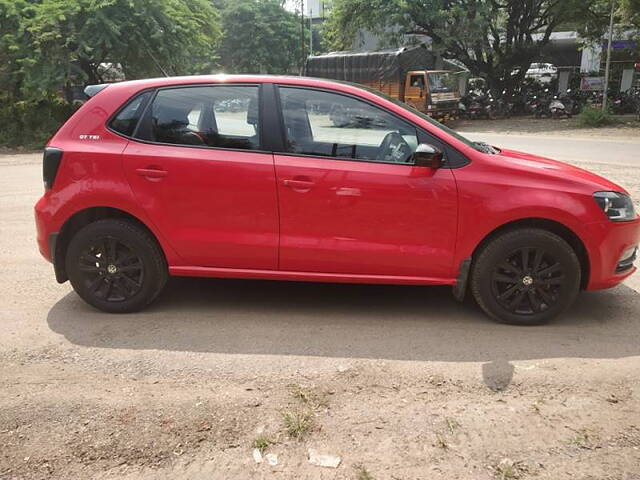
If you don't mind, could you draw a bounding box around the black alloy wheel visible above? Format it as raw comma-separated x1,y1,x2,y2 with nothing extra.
471,228,581,325
491,247,564,315
66,219,167,313
77,236,144,303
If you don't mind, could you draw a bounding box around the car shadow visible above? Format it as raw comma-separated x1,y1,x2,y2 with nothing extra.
47,277,640,362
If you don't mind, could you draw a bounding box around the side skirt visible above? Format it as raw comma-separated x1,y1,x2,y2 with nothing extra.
169,266,456,287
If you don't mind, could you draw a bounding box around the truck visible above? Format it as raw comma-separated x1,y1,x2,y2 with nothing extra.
305,45,466,121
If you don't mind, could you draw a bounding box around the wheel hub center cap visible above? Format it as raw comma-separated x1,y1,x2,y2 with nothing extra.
522,275,534,286
107,264,118,274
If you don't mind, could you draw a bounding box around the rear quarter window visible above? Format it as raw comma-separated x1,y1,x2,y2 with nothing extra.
109,91,153,137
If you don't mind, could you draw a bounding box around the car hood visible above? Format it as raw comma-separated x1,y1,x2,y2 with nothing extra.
492,147,626,194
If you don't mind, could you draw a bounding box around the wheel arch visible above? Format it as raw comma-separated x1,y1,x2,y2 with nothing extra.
469,217,590,290
53,206,167,283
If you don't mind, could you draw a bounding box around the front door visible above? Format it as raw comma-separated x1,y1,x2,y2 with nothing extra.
273,86,458,279
122,84,279,269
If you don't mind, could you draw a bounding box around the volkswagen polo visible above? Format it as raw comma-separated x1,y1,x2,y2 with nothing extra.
34,75,640,324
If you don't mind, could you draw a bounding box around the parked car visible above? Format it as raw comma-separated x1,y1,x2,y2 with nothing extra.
35,75,639,324
525,63,558,84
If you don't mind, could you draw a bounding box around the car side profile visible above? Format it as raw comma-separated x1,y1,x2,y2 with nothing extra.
35,75,640,324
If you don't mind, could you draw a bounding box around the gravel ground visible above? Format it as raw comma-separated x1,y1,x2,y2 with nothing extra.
1,124,640,479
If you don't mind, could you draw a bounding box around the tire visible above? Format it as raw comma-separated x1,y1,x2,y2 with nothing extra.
65,219,168,313
470,228,581,325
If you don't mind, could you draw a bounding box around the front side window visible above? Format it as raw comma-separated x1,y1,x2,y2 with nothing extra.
137,85,260,150
278,87,419,164
352,82,491,155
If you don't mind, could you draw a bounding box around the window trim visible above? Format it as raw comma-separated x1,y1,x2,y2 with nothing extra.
273,84,469,168
109,83,271,155
261,83,286,152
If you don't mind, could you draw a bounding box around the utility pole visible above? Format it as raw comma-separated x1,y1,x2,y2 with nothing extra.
602,0,615,112
300,0,305,75
309,8,313,57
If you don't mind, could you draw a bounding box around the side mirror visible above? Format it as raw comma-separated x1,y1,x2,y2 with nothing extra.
412,143,443,169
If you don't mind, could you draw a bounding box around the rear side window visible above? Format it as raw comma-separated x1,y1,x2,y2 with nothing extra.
109,91,152,137
136,85,260,150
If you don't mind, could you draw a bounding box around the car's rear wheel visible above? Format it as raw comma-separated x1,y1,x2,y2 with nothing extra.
66,219,167,313
470,228,581,325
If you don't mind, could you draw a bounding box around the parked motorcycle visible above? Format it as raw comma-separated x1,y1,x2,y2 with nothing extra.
487,90,514,119
549,95,569,118
528,89,552,118
462,91,491,120
559,89,580,116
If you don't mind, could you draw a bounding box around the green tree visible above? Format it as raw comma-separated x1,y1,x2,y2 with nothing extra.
218,0,302,74
324,0,597,97
622,0,640,17
0,0,221,101
0,0,32,100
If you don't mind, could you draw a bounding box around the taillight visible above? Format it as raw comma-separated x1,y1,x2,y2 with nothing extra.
43,147,63,190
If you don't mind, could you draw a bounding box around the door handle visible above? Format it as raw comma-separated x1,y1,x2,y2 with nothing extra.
282,179,314,189
136,167,168,179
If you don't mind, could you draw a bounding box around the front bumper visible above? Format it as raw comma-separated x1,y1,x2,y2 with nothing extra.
585,216,640,290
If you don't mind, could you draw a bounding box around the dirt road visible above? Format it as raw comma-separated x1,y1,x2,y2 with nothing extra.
2,131,640,479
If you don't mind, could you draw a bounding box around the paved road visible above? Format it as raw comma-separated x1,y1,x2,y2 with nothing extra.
464,131,639,167
2,135,640,478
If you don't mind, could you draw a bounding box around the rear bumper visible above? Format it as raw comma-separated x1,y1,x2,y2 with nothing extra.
35,195,53,262
585,216,640,290
35,194,68,283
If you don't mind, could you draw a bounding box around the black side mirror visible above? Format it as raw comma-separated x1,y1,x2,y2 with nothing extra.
412,143,444,169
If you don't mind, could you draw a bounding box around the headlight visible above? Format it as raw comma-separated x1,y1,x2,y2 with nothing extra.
593,191,636,222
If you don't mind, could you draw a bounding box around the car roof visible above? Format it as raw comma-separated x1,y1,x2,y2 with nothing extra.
100,74,363,95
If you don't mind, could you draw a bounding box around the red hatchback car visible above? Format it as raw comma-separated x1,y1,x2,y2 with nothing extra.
35,75,639,324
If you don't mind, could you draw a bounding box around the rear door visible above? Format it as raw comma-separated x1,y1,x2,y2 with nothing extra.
121,84,279,269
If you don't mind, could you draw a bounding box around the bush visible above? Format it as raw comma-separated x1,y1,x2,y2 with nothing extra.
577,105,618,128
0,97,78,150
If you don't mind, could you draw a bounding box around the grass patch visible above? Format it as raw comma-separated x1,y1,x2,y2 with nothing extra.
435,432,449,450
531,398,544,415
280,385,327,440
445,417,460,434
289,385,329,409
569,428,596,449
492,459,527,480
354,464,374,480
252,434,274,453
578,106,618,127
282,408,315,439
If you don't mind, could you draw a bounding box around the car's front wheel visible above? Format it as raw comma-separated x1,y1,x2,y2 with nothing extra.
65,219,167,313
470,228,581,325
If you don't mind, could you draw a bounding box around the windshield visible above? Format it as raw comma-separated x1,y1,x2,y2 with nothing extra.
350,82,494,154
427,72,457,93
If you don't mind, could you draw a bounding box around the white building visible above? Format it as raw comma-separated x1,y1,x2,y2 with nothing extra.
306,0,331,20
